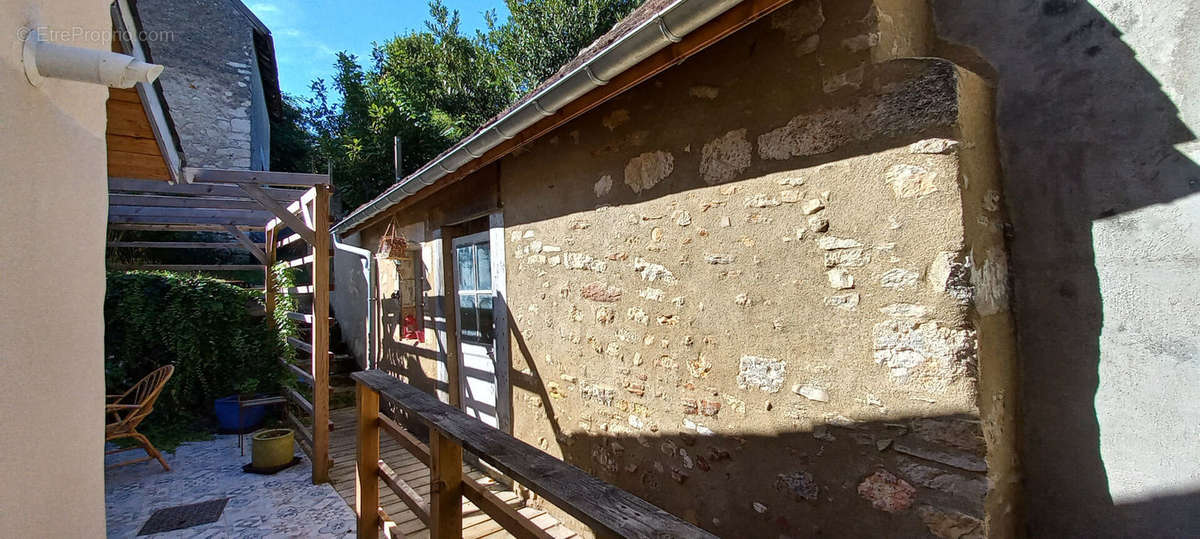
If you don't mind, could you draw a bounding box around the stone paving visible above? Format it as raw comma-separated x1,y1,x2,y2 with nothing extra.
105,435,355,538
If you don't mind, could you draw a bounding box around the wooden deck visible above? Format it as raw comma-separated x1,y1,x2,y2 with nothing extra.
327,406,579,538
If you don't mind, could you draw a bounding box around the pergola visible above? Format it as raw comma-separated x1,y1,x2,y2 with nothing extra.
106,168,336,483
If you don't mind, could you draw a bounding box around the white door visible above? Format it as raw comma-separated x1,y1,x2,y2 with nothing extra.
452,232,499,428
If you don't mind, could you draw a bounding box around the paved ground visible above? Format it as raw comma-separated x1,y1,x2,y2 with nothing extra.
105,435,355,538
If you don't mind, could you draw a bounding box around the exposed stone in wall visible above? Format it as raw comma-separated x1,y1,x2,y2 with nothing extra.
858,470,917,513
737,356,786,393
775,471,820,501
594,175,613,198
700,129,753,185
624,151,674,193
908,138,960,154
872,321,977,384
928,251,973,303
581,282,622,302
689,85,720,99
885,164,940,198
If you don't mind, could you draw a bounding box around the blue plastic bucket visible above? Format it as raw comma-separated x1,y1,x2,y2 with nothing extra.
213,395,267,432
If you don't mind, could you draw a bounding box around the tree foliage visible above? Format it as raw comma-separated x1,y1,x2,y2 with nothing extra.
278,0,644,211
104,272,287,431
498,0,643,92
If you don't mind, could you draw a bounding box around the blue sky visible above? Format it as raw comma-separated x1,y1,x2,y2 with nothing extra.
247,0,508,100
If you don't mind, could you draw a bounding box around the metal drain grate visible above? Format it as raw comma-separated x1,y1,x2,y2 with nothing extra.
137,498,229,535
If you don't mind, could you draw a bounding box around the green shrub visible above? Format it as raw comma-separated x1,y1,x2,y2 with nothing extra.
104,271,286,434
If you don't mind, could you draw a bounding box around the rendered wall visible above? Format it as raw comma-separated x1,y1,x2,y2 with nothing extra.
0,0,110,535
932,1,1200,535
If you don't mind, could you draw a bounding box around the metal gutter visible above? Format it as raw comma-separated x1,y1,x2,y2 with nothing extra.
332,0,744,233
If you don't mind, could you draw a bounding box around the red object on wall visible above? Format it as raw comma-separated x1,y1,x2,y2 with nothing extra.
402,314,424,343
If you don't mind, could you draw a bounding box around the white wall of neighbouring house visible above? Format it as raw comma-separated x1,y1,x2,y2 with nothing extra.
0,0,111,535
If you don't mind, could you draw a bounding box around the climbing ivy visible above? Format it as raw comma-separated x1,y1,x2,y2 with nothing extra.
104,271,287,434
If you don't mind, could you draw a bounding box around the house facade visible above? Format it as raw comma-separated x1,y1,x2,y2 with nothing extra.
130,0,278,171
334,1,1020,536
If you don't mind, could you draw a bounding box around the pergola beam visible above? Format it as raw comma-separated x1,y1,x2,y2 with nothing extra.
222,225,268,264
109,215,272,227
110,177,304,202
184,167,330,187
238,184,315,245
110,194,263,210
109,206,273,220
109,223,257,232
109,264,265,271
108,241,263,249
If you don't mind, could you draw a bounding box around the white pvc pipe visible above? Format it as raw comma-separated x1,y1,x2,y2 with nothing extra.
22,29,163,88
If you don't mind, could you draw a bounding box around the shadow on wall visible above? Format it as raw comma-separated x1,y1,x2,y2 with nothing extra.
931,1,1200,536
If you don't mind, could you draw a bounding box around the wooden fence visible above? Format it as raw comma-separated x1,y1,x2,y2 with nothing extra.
352,369,717,539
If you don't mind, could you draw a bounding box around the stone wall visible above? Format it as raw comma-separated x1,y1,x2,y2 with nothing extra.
356,0,1017,536
135,0,263,170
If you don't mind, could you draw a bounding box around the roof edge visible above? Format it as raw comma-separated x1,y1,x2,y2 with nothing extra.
333,0,751,234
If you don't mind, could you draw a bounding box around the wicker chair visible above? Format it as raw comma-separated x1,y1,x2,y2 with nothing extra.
105,365,174,471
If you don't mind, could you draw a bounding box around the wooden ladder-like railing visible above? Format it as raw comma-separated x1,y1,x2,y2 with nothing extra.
352,369,717,539
264,184,333,483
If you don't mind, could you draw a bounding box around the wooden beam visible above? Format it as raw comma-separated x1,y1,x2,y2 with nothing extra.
109,205,272,220
311,185,332,484
461,480,553,539
356,383,381,539
342,0,792,236
108,213,270,225
377,460,430,526
110,194,262,210
185,167,330,187
280,356,315,384
276,232,305,248
110,177,305,202
109,264,264,271
241,184,316,244
429,430,463,539
107,241,262,249
285,386,315,416
377,507,404,539
378,415,430,466
108,223,257,232
285,311,314,324
223,225,268,264
264,226,277,336
280,254,315,269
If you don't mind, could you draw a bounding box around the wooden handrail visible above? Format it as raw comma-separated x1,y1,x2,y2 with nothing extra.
352,369,717,539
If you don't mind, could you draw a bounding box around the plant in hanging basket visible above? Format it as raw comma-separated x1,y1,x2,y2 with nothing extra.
378,220,409,260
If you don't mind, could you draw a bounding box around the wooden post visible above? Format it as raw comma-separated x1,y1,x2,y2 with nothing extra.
429,429,463,538
354,382,380,538
312,185,332,483
264,226,276,320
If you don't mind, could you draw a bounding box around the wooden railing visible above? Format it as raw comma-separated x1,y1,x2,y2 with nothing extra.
352,369,717,539
264,184,333,483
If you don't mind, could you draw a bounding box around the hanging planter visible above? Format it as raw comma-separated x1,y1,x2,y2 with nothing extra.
378,219,409,260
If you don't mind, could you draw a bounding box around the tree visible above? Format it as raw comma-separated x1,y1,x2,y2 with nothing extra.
498,0,643,92
295,0,645,211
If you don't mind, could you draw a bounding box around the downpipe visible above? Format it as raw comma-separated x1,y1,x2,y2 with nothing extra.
332,233,377,370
